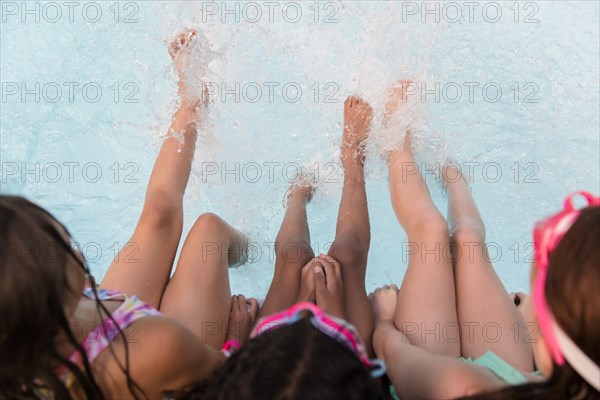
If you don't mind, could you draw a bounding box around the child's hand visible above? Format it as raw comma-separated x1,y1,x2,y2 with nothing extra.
225,294,259,343
369,285,399,323
297,258,318,304
314,254,345,319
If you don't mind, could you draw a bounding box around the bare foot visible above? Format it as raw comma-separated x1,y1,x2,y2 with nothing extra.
383,80,414,163
283,173,316,208
384,79,414,127
369,284,399,322
169,29,197,78
342,95,373,168
168,29,208,107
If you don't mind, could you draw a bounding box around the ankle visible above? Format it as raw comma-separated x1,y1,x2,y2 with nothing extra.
343,168,365,184
343,170,365,183
287,194,310,207
342,156,365,174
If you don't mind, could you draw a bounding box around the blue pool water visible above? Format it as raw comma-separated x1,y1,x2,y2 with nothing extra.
1,1,599,298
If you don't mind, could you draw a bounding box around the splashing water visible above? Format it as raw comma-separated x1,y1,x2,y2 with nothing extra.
1,1,598,297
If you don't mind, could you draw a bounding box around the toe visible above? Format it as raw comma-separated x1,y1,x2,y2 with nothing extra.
169,41,180,56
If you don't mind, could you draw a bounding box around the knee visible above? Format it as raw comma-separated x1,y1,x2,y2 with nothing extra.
185,213,245,268
450,222,486,247
410,212,450,242
329,236,368,269
141,192,183,231
190,213,230,238
275,240,314,267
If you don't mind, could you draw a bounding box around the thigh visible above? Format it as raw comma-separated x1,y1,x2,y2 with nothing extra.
394,216,461,358
452,227,534,372
159,213,234,349
100,199,183,309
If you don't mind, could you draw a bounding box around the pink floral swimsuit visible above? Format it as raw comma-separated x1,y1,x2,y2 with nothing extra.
57,287,162,389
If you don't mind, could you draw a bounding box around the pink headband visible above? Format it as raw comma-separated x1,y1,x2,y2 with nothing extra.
532,191,599,390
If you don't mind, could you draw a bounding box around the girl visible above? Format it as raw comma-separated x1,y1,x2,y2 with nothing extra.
191,95,387,400
0,30,258,399
369,81,599,399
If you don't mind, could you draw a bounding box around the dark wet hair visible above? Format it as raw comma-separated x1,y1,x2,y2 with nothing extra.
180,317,386,400
0,196,143,399
463,206,600,400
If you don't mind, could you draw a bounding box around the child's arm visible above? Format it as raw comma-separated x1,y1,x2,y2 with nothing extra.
373,321,503,399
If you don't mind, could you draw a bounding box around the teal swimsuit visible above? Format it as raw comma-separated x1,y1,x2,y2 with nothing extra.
390,351,528,400
459,351,528,385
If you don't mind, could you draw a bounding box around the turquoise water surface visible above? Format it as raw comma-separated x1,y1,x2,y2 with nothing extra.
1,1,599,297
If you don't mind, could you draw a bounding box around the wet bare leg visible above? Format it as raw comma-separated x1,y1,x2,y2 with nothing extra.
160,213,247,349
101,29,202,308
388,81,460,358
259,178,315,317
327,95,374,352
443,163,534,372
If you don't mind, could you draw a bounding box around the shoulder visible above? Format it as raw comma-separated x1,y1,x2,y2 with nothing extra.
128,316,226,383
93,316,225,397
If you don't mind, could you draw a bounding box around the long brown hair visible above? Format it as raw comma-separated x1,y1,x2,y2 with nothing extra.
0,196,143,399
464,206,600,400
